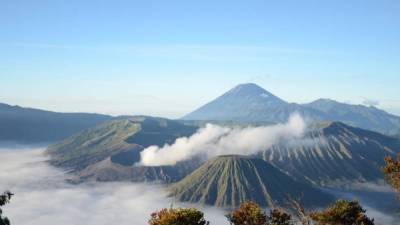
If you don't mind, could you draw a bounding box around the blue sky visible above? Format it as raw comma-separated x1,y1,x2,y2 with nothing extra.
1,0,399,118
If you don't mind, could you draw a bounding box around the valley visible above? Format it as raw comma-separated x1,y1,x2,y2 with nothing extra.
2,83,400,225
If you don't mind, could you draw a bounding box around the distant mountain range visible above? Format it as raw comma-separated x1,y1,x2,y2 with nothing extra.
61,119,399,186
182,83,400,134
169,155,334,208
45,113,400,207
0,103,111,143
2,83,399,143
5,83,400,208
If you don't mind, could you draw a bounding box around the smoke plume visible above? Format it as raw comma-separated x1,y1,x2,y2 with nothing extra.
140,113,306,166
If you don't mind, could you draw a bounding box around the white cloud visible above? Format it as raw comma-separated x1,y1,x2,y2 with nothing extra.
362,98,380,107
0,147,228,225
139,113,306,166
1,146,398,225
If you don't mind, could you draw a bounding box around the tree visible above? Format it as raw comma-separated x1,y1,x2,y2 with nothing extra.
310,199,374,225
0,191,13,225
149,207,209,225
226,201,293,225
226,201,267,225
383,154,400,194
267,208,293,225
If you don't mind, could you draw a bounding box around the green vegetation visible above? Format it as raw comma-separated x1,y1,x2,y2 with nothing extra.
226,201,268,225
149,207,209,225
47,116,197,171
47,118,142,170
267,209,293,225
226,201,293,225
383,153,400,195
310,200,374,225
0,191,13,225
151,200,374,225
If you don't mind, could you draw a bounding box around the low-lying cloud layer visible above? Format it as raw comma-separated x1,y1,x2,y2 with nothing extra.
1,146,399,225
0,147,228,225
140,113,306,166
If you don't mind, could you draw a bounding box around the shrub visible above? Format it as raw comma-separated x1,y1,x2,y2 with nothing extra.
310,199,374,225
149,207,209,225
0,191,13,225
226,201,267,225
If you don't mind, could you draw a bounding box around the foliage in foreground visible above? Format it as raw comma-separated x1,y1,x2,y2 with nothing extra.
0,191,13,225
150,199,376,225
226,201,268,225
310,200,374,225
383,153,400,195
225,201,294,225
149,207,209,225
267,208,293,225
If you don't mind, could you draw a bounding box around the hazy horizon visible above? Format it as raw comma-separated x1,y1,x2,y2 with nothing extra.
1,81,400,119
1,0,400,118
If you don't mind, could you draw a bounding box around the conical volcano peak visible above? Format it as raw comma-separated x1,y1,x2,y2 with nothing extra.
170,155,333,208
223,83,284,102
227,83,269,94
182,83,294,122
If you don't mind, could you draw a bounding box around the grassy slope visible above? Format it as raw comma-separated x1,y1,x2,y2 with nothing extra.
47,116,198,172
47,119,142,171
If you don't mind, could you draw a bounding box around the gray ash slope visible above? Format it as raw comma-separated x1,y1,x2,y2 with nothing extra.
261,121,400,186
169,155,334,208
47,115,400,187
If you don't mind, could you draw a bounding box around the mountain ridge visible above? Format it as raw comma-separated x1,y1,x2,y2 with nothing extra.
261,121,400,186
182,83,400,134
0,102,112,143
46,116,198,172
182,83,326,123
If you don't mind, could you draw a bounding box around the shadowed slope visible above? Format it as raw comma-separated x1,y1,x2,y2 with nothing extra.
261,121,400,186
170,155,333,208
75,154,203,183
0,102,111,143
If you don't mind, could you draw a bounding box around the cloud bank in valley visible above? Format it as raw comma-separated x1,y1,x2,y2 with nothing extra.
0,145,398,225
140,113,306,166
0,147,228,225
